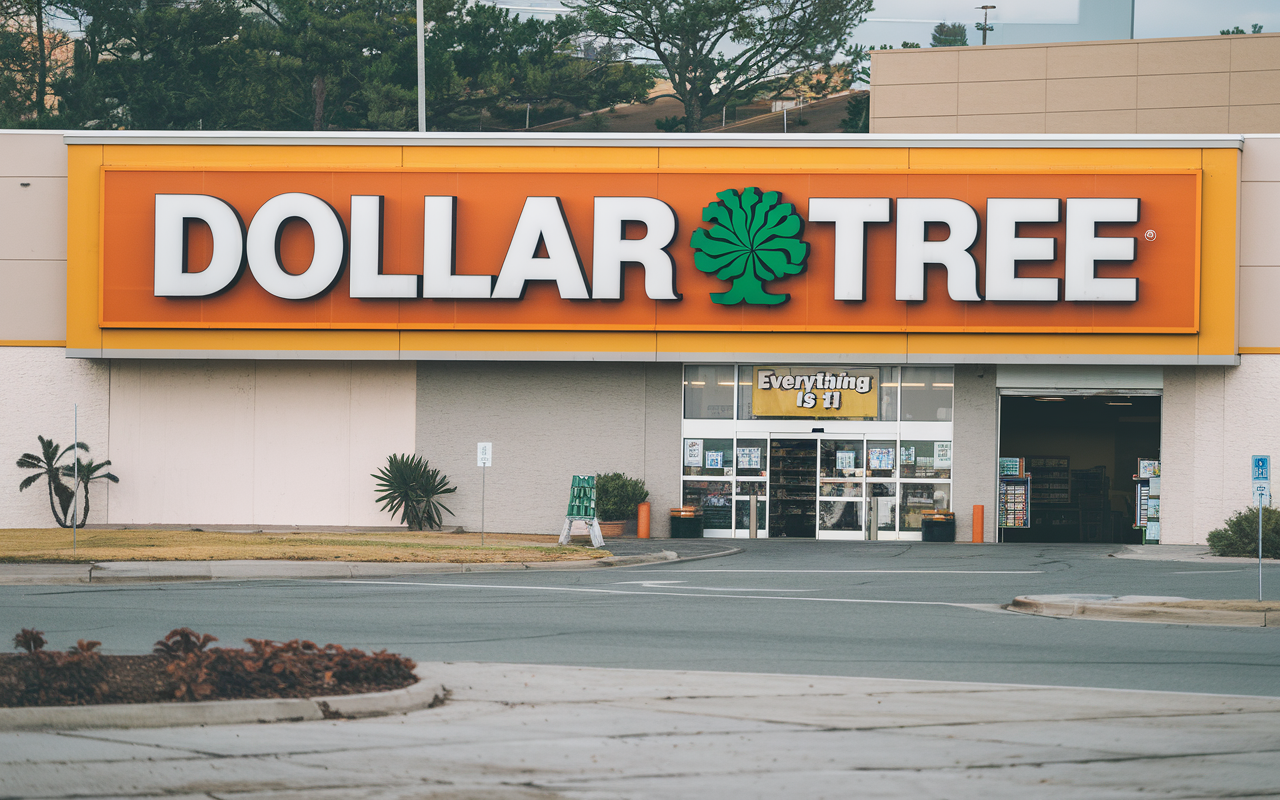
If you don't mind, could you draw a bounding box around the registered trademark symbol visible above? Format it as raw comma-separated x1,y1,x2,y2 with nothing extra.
1145,230,1157,241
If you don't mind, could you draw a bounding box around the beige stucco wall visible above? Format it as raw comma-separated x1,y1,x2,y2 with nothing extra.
0,131,66,342
952,366,998,543
0,347,111,527
1162,357,1280,544
871,33,1280,134
416,362,682,537
106,360,416,526
1240,136,1280,347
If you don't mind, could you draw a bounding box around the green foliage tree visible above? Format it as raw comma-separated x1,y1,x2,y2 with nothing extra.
594,472,648,521
691,187,809,305
931,21,968,47
1206,506,1280,559
0,0,75,126
372,454,457,531
570,0,873,132
16,436,86,528
840,90,868,133
19,0,650,131
1220,24,1263,35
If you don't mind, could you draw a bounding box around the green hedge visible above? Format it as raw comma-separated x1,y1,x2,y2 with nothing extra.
595,472,649,522
1206,506,1280,558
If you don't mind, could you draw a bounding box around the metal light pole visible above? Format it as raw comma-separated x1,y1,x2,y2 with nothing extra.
976,5,996,45
416,0,426,132
71,401,77,552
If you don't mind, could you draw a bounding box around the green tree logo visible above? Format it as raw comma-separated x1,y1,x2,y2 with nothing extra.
690,187,809,306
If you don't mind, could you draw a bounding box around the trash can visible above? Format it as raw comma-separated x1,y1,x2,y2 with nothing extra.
921,511,956,542
669,506,704,538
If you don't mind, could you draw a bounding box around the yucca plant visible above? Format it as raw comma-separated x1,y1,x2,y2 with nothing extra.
372,454,457,531
17,436,87,528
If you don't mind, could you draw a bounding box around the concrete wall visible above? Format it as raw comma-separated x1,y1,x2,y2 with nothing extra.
1161,358,1280,544
1241,136,1280,347
952,365,998,542
0,347,110,527
871,32,1280,134
416,362,682,537
0,131,66,343
107,360,416,526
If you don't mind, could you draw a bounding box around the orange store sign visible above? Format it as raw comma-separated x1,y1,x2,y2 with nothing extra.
99,169,1201,333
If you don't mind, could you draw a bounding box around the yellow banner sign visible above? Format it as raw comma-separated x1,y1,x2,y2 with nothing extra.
752,367,880,419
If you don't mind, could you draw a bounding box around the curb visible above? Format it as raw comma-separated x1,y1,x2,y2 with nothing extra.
1006,595,1274,627
0,550,692,586
0,666,448,732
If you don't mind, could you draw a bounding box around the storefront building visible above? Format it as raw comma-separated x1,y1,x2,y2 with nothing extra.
2,129,1276,545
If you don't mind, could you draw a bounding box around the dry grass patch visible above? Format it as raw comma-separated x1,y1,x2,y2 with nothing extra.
1148,599,1280,612
0,529,607,564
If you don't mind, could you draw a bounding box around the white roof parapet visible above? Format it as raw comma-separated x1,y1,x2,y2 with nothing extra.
61,130,1246,150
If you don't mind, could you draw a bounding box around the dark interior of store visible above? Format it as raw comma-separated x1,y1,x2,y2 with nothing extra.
999,394,1160,544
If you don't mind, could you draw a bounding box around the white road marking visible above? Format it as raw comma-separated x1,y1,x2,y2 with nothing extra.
1169,569,1245,574
627,569,1044,575
611,579,814,592
333,579,989,609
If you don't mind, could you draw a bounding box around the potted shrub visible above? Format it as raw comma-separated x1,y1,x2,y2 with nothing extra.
595,472,649,537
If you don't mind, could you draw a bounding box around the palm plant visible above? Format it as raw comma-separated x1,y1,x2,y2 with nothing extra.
60,457,120,528
17,436,87,528
372,454,457,531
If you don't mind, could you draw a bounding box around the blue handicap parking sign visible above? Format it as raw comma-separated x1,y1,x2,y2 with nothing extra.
1253,456,1270,481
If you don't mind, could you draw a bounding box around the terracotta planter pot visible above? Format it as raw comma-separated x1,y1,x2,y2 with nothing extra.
598,520,628,538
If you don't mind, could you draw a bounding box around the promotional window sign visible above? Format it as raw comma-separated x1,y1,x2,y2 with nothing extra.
751,366,879,419
97,168,1201,334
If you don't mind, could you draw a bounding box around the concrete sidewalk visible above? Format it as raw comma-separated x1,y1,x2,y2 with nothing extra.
0,540,742,585
3,662,1278,799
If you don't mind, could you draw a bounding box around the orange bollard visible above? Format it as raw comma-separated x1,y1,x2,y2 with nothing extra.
972,504,985,543
637,501,651,539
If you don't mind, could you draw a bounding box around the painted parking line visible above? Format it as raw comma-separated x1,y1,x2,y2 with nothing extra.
332,579,995,610
1169,569,1245,574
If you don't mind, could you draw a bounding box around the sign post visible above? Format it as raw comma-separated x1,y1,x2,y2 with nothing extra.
1253,455,1269,602
477,443,492,546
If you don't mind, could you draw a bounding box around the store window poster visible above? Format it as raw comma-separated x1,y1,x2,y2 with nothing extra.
684,439,703,467
935,442,952,469
899,446,915,465
736,447,761,469
706,451,723,469
835,451,857,471
869,448,895,470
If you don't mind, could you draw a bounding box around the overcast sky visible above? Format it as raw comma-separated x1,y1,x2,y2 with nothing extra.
854,0,1280,45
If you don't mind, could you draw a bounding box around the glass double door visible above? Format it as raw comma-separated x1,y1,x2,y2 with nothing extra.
735,435,898,540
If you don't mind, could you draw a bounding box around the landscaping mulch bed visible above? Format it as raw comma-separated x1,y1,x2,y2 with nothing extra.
1,628,418,708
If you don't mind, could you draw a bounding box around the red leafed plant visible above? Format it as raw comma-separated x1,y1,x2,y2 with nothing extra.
2,627,417,708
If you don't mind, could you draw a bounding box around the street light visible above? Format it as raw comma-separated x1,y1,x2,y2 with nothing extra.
417,0,426,132
976,5,995,45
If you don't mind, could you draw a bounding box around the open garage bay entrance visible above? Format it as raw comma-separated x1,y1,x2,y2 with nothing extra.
998,392,1160,544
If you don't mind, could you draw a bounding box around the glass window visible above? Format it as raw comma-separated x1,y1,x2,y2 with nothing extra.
899,483,952,531
901,366,953,421
868,486,897,532
880,366,899,421
683,437,733,477
867,440,897,478
684,365,736,419
819,500,863,532
900,440,952,479
683,480,732,530
734,498,767,532
734,438,767,478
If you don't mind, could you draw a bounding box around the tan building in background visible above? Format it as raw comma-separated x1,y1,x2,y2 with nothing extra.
870,31,1280,134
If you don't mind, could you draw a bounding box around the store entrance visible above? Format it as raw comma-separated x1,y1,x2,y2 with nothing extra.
998,393,1160,543
769,438,817,537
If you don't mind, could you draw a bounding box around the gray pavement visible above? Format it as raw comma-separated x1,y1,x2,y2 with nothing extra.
3,541,1277,696
4,661,1279,799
